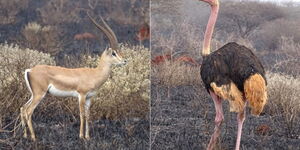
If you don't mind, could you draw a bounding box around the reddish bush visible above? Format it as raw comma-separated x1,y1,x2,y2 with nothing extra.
136,23,150,42
256,124,271,135
152,54,199,66
151,54,171,65
175,56,198,65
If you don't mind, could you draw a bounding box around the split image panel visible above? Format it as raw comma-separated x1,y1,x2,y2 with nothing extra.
0,0,300,150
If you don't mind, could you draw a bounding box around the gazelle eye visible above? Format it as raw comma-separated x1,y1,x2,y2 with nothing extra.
112,51,116,57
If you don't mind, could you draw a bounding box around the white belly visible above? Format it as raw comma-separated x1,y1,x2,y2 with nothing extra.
48,84,79,97
86,91,96,99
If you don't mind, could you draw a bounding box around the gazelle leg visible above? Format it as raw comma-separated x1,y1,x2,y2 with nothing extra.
207,90,224,150
20,107,27,138
20,97,33,138
78,94,86,139
235,103,246,150
24,94,44,141
85,98,91,140
20,107,28,138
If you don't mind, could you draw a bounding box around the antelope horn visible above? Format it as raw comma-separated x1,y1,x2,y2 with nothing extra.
87,12,119,50
99,16,119,47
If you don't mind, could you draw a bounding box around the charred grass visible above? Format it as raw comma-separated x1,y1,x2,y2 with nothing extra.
0,101,149,150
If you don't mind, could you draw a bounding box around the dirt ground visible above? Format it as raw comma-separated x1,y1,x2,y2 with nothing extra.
0,114,149,150
150,84,300,150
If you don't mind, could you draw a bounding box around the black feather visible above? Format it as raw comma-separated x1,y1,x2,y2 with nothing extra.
200,42,266,92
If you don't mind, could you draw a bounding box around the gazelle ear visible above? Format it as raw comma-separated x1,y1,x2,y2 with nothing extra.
106,48,113,54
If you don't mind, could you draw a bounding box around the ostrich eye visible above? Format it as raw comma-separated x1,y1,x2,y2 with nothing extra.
112,51,116,57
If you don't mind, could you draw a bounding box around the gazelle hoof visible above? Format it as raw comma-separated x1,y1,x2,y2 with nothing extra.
79,134,84,139
85,136,90,140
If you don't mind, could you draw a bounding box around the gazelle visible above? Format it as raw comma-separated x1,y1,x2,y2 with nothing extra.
20,12,127,141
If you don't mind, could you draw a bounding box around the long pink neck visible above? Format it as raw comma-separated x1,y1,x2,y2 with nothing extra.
202,2,219,56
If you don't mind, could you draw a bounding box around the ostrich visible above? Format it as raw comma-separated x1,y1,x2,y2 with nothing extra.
197,0,267,150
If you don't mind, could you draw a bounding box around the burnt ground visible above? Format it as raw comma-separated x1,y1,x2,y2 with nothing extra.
0,115,149,150
150,84,300,150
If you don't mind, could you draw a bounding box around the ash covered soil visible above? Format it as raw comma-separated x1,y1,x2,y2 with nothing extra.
0,115,149,150
151,84,300,150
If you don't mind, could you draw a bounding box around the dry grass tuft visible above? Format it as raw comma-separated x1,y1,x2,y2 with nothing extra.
0,43,55,128
21,22,63,56
266,72,300,138
152,60,201,87
267,36,300,76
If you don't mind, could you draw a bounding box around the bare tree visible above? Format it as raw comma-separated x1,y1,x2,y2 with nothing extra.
218,1,285,38
37,0,82,25
0,0,29,25
255,19,300,50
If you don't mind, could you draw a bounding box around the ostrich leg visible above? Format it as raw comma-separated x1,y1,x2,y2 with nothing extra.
235,103,246,150
207,90,224,150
